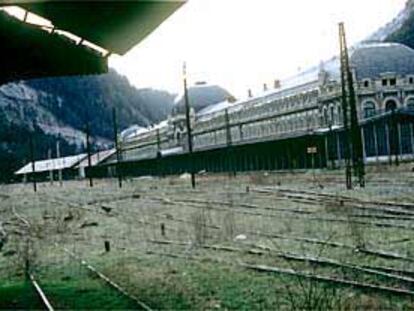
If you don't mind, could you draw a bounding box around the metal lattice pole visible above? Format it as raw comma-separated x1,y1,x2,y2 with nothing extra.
112,108,122,188
225,108,236,177
29,126,37,193
85,122,93,188
339,22,365,189
156,128,163,177
183,62,196,189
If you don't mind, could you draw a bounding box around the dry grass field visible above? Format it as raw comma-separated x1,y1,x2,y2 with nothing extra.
1,164,414,309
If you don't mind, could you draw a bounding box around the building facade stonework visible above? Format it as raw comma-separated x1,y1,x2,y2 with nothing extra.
116,42,414,172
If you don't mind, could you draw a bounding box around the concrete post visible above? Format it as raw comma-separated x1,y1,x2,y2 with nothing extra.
361,127,367,163
373,123,379,164
410,123,414,157
336,132,342,168
385,123,392,165
48,149,53,185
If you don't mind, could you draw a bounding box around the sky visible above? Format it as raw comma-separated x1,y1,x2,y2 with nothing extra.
111,0,407,98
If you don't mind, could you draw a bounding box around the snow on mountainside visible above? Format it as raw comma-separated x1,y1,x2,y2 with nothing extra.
0,70,176,182
365,2,412,42
0,82,93,149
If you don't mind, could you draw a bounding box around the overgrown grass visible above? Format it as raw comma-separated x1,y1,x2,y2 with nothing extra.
2,168,414,310
0,282,45,310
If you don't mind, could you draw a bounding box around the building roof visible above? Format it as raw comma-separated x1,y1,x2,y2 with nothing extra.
194,43,414,121
76,149,116,168
173,83,233,115
120,125,150,140
15,153,86,175
352,42,414,80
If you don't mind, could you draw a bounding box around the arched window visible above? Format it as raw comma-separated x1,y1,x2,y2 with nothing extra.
406,98,414,110
363,101,376,118
385,99,397,112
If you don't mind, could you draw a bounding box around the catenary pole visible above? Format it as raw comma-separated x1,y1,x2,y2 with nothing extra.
183,62,196,189
29,127,37,193
86,122,93,187
112,108,122,188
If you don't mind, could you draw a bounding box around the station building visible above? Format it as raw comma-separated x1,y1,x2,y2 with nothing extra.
98,43,414,176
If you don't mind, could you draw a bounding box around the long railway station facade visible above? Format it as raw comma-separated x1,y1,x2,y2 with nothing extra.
96,42,414,177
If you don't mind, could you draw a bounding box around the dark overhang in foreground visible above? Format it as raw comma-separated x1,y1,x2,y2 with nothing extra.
0,0,185,84
0,10,107,84
17,1,185,55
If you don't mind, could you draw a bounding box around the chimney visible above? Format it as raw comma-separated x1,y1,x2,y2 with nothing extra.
274,80,281,89
248,89,253,98
263,83,268,92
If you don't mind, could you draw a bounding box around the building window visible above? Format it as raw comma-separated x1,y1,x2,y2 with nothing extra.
323,107,328,125
363,80,370,88
330,106,335,124
407,98,414,110
363,101,376,118
409,77,414,84
385,99,397,112
390,78,397,86
337,105,342,124
382,79,388,86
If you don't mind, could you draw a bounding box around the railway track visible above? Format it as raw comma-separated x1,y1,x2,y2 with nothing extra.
5,184,414,306
147,238,414,285
147,196,414,231
2,208,55,311
29,274,54,311
59,245,153,311
252,187,414,214
7,208,152,311
144,248,414,297
42,193,414,266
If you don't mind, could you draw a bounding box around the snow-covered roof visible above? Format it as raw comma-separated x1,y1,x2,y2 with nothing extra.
76,149,116,168
196,42,414,122
122,120,169,142
15,153,87,175
160,146,183,157
198,100,234,116
151,119,169,130
120,125,149,140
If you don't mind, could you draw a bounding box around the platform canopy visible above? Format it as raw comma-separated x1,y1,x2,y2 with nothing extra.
0,0,185,84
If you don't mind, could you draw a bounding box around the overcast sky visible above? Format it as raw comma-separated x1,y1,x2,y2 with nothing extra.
110,0,407,98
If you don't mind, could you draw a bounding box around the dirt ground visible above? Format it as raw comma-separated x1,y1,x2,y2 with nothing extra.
1,164,414,309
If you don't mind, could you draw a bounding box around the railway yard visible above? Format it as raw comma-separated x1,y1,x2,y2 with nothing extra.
1,165,414,309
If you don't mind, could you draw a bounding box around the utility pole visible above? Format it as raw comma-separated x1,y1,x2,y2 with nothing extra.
225,108,236,177
29,130,37,193
339,22,365,189
156,128,163,178
48,148,53,185
56,135,62,186
183,62,196,189
391,109,400,166
112,108,122,188
328,122,336,169
85,122,93,188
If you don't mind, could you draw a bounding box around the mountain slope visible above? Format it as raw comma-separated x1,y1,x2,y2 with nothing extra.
24,70,175,139
0,69,175,182
381,0,414,48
